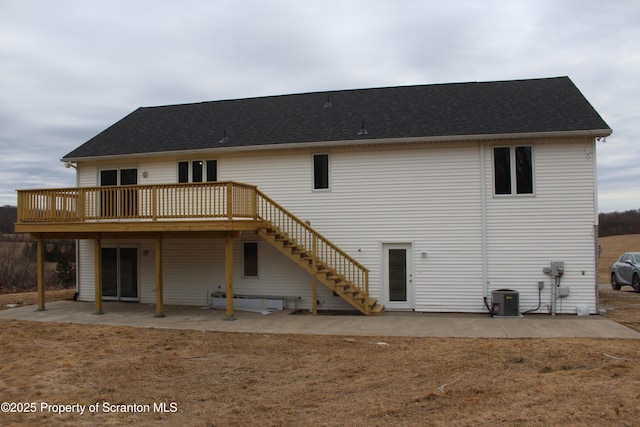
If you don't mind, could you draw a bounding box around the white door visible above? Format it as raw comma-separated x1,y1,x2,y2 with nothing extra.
382,243,413,310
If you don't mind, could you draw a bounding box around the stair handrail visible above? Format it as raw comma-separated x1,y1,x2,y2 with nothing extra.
256,190,369,298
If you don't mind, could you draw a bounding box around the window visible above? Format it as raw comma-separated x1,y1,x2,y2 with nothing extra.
206,160,217,182
313,154,329,190
178,160,217,183
178,162,189,183
515,147,533,194
192,161,203,182
493,148,511,195
243,242,258,278
100,168,138,217
493,146,534,195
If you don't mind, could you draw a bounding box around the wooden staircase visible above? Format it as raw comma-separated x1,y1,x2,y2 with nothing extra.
256,190,384,315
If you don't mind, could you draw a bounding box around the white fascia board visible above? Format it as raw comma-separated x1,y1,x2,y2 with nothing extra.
61,128,612,164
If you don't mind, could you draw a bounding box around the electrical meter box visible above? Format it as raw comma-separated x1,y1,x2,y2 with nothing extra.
551,261,565,277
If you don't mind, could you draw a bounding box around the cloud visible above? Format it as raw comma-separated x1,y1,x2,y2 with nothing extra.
1,0,638,213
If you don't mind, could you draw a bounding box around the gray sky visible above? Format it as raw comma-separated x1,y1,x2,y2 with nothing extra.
1,0,638,212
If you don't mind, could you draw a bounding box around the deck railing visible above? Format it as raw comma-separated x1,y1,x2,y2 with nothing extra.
16,182,258,223
256,190,369,298
17,181,370,309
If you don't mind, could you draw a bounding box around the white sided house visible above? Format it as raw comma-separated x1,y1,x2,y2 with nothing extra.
16,77,611,317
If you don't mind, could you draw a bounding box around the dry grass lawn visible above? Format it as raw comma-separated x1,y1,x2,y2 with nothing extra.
0,288,75,309
598,234,640,285
599,284,640,333
0,235,639,426
0,289,639,426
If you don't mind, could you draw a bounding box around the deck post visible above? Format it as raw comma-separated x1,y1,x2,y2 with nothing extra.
251,186,258,219
224,231,235,320
154,233,165,318
226,182,233,220
312,234,318,315
36,234,45,311
93,234,103,315
78,188,85,221
151,186,158,221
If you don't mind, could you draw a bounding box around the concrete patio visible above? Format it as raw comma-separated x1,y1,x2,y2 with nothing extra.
1,300,639,339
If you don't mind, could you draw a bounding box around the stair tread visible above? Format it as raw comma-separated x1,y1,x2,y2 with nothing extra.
369,304,385,315
259,218,377,315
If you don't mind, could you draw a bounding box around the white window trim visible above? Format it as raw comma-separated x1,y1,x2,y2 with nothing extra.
312,153,331,192
242,240,259,279
98,167,139,186
492,145,535,197
100,244,140,301
177,159,218,183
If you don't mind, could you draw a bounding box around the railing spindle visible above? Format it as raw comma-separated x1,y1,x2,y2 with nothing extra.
255,189,369,297
16,181,259,223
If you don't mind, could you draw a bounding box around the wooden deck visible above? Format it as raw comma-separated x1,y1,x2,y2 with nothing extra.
15,181,261,236
15,181,382,316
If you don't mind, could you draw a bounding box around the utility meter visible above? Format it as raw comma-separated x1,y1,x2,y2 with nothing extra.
551,261,564,277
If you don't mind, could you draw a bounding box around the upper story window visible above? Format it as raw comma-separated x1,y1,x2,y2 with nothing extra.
99,168,138,217
493,146,534,195
178,160,217,183
100,168,138,186
313,154,329,190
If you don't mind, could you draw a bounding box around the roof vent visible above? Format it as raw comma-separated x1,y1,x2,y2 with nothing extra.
323,96,332,108
357,121,368,135
219,130,229,144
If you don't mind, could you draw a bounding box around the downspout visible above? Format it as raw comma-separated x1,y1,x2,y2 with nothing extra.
480,142,489,309
74,164,80,300
551,276,557,316
592,138,600,313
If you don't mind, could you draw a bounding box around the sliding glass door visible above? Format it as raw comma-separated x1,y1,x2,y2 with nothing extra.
101,246,138,301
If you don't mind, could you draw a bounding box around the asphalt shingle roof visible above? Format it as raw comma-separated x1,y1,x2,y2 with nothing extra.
63,77,611,160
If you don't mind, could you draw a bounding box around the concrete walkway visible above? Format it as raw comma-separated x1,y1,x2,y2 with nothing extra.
1,300,639,339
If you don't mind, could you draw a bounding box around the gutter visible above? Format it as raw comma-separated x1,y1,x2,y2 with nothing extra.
61,129,613,164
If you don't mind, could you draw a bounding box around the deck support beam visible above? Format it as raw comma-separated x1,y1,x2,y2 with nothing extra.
154,233,165,318
312,235,318,315
93,234,103,315
36,234,45,311
224,231,236,320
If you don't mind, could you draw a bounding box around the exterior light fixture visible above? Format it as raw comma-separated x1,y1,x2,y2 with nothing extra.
357,121,368,135
219,130,229,144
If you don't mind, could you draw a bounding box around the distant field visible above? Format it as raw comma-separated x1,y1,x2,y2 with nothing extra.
598,233,640,284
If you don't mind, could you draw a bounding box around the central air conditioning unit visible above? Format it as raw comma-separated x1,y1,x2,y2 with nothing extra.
491,289,520,317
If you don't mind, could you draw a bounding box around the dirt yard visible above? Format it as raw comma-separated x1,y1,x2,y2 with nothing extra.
0,288,638,426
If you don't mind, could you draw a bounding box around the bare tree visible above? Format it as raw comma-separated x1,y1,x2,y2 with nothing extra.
599,209,640,237
0,242,36,292
0,206,17,235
